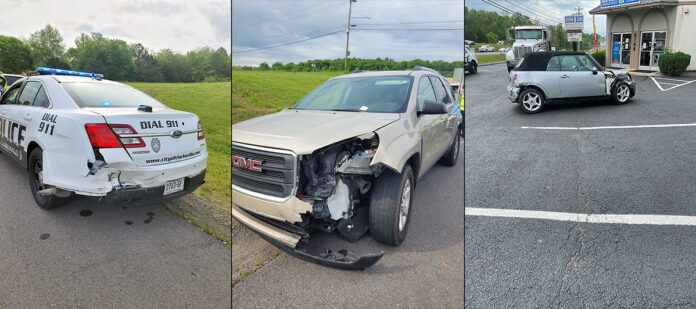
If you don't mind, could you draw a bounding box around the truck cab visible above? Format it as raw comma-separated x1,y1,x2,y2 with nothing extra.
505,25,552,72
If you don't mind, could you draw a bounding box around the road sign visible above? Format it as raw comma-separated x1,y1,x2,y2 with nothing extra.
600,0,639,8
567,31,582,42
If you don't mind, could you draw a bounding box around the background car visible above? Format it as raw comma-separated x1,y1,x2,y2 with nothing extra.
499,47,510,52
479,45,494,52
507,51,636,113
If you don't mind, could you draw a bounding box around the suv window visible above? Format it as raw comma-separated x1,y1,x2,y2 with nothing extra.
559,55,595,71
17,81,42,105
547,56,561,71
1,85,22,104
429,76,451,105
416,76,436,111
293,76,412,113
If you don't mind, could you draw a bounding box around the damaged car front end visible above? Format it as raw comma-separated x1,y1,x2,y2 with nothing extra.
232,132,388,270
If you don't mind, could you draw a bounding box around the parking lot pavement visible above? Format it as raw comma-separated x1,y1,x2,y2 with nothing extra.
466,63,696,307
232,142,463,308
0,156,231,308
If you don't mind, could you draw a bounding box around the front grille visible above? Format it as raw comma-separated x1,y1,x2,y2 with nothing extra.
514,46,533,59
232,144,296,198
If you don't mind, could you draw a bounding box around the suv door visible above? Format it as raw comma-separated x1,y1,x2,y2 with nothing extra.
429,76,457,151
415,75,441,170
558,54,605,98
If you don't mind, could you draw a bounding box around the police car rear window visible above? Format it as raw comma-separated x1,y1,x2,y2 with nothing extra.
61,83,165,108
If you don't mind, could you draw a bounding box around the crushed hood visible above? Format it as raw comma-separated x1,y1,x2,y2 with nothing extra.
232,109,399,154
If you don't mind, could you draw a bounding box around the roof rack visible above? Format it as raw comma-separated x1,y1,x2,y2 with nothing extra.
412,66,439,74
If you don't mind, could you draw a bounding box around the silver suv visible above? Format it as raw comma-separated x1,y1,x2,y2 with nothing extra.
232,67,461,269
507,51,636,113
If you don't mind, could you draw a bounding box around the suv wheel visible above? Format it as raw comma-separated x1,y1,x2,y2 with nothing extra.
468,61,477,74
28,148,70,209
369,165,414,246
612,82,631,104
518,88,545,114
439,129,460,166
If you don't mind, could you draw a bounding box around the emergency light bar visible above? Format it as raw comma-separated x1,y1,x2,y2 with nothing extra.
36,67,103,80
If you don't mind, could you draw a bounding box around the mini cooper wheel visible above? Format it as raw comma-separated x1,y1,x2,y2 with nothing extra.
369,165,414,246
612,82,631,104
518,88,544,114
28,148,70,209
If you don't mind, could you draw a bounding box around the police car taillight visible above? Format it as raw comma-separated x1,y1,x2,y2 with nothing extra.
197,121,205,140
85,124,121,148
109,124,145,148
85,124,145,148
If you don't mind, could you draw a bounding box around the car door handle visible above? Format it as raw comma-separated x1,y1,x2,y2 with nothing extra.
561,75,570,78
24,113,32,121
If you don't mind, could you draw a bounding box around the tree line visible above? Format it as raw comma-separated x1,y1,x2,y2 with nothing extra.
0,24,231,82
234,58,465,77
465,7,603,52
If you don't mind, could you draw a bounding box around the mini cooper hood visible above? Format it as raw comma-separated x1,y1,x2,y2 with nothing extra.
604,69,630,77
232,109,400,154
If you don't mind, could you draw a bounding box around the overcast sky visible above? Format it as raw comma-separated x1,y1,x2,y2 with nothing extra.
466,0,607,37
232,0,465,66
0,0,231,54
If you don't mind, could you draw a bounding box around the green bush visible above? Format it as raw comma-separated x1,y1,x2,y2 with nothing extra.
658,51,691,76
591,49,606,67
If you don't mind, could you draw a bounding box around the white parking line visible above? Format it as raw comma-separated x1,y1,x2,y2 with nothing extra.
521,123,696,130
466,207,696,226
651,76,696,91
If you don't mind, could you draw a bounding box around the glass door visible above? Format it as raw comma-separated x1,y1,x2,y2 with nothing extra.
640,31,667,71
612,33,631,68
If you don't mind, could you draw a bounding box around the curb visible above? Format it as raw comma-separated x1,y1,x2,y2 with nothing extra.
479,61,506,66
165,194,231,244
231,216,279,283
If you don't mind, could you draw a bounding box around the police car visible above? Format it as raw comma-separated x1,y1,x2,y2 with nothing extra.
0,67,207,208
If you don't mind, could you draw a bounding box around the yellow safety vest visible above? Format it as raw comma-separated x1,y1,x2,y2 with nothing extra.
0,74,6,91
459,97,464,111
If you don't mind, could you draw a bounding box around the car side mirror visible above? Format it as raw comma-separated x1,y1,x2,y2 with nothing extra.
592,68,598,75
419,100,447,115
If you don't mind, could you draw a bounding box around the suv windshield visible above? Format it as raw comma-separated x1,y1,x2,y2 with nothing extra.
61,82,166,108
293,76,413,113
516,29,542,39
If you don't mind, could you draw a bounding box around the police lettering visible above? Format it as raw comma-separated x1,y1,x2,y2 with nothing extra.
141,120,164,129
0,117,26,146
42,113,58,123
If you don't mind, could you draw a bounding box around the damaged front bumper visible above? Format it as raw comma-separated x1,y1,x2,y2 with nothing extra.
232,203,384,270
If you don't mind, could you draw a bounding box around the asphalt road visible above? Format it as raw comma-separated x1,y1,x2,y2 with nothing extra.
466,63,696,307
232,140,464,308
0,155,231,307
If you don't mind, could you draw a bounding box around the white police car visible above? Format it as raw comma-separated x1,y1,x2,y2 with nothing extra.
0,67,207,208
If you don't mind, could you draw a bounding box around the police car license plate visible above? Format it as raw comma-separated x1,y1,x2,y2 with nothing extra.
164,178,185,195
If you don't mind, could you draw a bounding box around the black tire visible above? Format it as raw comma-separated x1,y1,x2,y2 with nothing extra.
469,61,477,74
612,81,631,105
28,148,71,209
369,165,414,246
518,88,545,114
439,129,460,166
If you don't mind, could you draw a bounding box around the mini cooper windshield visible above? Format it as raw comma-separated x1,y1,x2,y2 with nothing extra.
293,76,413,113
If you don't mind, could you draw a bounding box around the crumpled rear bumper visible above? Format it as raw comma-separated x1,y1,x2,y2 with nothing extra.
102,170,206,203
507,85,520,103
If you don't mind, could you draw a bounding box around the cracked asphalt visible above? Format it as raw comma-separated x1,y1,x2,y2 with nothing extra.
0,155,231,308
465,63,696,307
232,140,464,308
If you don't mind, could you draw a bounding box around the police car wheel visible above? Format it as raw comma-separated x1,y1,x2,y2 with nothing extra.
469,62,477,74
369,165,414,246
28,148,70,209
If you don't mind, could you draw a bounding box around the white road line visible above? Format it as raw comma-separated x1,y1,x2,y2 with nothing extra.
651,76,696,91
653,77,691,82
521,123,696,130
466,207,696,226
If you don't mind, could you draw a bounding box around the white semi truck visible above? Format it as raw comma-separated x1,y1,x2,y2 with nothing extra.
505,25,552,72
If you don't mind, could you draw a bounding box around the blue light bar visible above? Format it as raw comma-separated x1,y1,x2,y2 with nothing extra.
36,67,103,79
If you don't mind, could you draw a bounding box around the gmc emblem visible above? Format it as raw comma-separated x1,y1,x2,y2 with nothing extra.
233,156,262,172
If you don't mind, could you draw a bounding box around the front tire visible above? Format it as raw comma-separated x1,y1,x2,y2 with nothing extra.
518,88,545,114
612,82,631,104
28,148,70,209
369,165,414,246
468,61,477,74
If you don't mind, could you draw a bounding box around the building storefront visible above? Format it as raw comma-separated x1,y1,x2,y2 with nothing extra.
591,0,696,72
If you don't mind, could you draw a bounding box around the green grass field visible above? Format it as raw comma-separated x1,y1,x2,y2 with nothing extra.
232,71,342,124
127,82,231,215
476,54,506,65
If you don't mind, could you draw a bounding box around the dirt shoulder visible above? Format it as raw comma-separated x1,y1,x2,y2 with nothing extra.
166,194,231,244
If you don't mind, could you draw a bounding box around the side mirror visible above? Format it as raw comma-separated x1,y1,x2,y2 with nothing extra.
419,100,447,115
592,68,598,75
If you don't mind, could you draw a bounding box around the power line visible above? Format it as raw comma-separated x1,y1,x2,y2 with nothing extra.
481,0,552,27
507,0,563,23
232,29,343,54
356,20,464,26
234,1,340,32
353,28,464,31
499,0,562,25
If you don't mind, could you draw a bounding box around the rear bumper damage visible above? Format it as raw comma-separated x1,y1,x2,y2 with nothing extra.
102,169,206,203
232,203,384,270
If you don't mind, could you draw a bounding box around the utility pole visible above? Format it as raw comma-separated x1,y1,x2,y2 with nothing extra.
572,6,583,52
344,0,355,72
